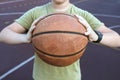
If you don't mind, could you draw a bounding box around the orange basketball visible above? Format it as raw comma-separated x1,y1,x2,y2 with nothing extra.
32,13,88,67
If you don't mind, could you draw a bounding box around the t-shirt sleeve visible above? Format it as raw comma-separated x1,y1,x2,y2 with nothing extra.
15,8,35,30
71,5,104,30
82,11,104,30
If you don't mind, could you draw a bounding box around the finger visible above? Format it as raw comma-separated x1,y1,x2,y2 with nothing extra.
76,15,90,28
85,31,90,35
31,16,44,27
29,26,35,32
75,15,84,21
85,26,91,35
31,25,35,30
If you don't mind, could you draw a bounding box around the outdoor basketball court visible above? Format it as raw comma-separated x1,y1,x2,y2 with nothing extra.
0,0,120,80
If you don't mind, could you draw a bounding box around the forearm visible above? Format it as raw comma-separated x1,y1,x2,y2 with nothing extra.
0,28,28,44
100,31,120,48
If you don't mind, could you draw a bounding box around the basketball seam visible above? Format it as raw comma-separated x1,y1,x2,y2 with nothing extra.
32,30,88,38
34,46,86,58
34,13,77,26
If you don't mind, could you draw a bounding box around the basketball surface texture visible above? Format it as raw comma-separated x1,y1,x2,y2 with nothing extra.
32,13,88,67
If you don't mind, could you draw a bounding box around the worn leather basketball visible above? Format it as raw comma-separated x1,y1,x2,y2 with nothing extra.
32,13,88,67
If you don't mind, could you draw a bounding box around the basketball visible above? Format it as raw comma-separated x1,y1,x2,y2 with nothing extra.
32,13,88,67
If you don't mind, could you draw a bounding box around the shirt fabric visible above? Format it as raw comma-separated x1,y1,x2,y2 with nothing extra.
15,2,103,80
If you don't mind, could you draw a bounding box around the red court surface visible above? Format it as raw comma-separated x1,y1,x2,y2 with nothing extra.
0,0,120,80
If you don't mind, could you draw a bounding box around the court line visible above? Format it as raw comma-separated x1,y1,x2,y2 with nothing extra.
72,0,120,19
93,13,120,19
0,56,35,80
109,25,120,29
0,12,24,16
73,0,88,4
0,0,25,5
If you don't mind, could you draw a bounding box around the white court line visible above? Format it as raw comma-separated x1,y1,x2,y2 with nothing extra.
109,25,120,29
0,56,35,80
73,0,88,4
0,12,24,16
0,0,25,5
93,13,120,18
72,0,120,19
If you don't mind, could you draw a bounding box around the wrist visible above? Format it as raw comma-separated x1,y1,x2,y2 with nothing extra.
21,34,30,43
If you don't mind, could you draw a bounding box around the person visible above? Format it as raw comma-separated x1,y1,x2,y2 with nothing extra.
0,0,120,80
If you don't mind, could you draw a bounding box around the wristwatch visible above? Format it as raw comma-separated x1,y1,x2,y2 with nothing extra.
93,30,103,43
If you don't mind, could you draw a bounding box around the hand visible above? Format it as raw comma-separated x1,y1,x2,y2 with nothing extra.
26,25,35,43
75,15,98,42
26,16,44,43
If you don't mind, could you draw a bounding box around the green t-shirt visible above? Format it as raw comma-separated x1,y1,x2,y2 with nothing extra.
15,3,103,80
